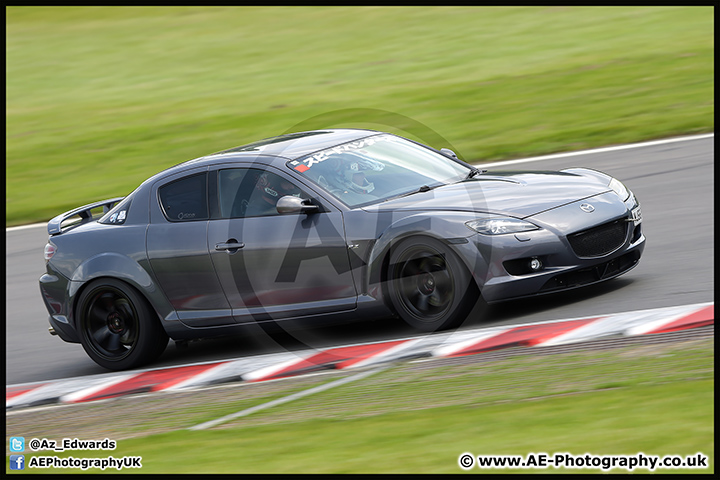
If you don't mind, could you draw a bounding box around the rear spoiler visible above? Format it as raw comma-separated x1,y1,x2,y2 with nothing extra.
47,197,124,235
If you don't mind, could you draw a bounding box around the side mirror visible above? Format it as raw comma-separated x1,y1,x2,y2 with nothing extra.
276,196,319,214
440,148,458,159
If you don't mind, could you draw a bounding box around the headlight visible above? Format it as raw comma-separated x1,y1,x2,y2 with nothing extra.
609,178,630,201
466,218,539,235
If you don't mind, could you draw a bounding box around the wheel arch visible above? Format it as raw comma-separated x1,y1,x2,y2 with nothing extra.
68,253,169,331
367,219,480,311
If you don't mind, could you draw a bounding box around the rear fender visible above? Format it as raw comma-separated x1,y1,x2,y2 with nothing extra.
68,253,173,327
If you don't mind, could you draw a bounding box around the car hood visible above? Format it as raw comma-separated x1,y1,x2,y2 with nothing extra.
362,170,612,218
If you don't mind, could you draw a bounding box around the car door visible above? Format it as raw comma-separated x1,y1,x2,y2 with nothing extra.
146,168,235,327
207,165,357,324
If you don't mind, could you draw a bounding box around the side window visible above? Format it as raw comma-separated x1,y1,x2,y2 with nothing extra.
218,168,307,218
98,195,132,225
158,173,208,222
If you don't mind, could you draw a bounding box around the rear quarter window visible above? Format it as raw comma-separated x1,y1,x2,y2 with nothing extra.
98,196,133,225
158,173,208,222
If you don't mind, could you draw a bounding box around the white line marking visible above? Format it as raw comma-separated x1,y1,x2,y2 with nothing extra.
476,133,714,168
6,222,46,232
188,366,388,430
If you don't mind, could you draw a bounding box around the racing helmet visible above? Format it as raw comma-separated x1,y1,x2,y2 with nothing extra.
337,153,385,194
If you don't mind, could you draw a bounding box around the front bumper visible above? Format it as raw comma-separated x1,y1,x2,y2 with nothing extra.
480,239,644,303
470,192,645,303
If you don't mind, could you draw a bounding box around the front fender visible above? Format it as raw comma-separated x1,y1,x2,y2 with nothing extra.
365,211,481,292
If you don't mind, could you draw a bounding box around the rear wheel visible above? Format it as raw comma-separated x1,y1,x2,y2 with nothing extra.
387,237,476,332
77,279,168,370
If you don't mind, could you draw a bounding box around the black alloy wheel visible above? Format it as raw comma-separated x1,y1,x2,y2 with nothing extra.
77,279,168,370
388,237,476,332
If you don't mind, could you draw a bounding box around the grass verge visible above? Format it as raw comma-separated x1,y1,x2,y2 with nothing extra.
6,6,714,226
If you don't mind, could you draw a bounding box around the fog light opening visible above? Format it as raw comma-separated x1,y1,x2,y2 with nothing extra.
529,258,543,271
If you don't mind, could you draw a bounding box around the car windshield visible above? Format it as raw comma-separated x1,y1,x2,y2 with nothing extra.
286,134,471,208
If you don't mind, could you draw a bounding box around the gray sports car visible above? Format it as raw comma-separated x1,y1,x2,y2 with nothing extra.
39,129,644,369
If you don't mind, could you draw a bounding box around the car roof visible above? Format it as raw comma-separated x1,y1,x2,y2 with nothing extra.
210,128,379,161
144,129,382,186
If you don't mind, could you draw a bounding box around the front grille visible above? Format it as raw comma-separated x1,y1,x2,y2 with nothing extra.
567,219,628,258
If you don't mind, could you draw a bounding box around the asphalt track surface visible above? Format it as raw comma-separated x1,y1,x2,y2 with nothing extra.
5,135,714,386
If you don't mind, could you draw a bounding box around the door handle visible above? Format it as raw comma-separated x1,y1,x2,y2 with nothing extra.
215,240,245,252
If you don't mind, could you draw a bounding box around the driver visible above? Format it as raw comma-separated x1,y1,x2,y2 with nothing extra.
318,153,384,196
342,162,375,194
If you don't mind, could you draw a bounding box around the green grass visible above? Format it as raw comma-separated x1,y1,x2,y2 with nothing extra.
109,381,713,474
6,6,714,226
7,337,713,473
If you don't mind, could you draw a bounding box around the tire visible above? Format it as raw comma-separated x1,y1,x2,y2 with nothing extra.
387,237,476,332
76,279,168,370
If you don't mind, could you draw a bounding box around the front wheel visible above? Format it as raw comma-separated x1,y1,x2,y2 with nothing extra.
77,279,168,370
387,237,477,332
